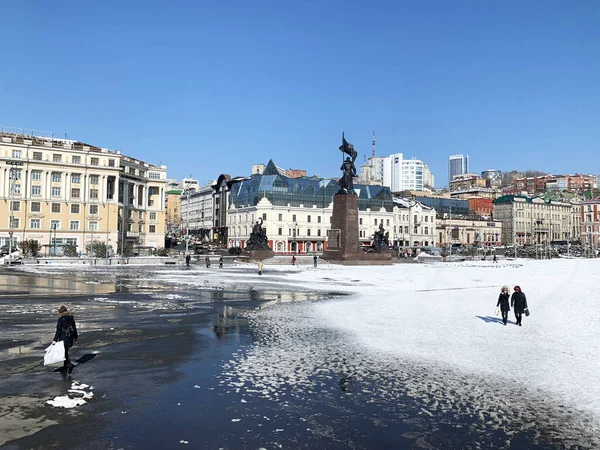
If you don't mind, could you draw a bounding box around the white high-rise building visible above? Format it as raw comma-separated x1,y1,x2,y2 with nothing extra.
448,154,469,185
382,153,434,192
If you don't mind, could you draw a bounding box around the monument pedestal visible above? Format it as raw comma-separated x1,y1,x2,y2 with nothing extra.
322,193,392,265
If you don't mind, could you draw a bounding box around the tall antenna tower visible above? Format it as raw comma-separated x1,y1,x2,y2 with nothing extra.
371,128,376,157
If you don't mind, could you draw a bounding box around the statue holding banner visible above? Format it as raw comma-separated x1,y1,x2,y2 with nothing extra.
337,133,357,194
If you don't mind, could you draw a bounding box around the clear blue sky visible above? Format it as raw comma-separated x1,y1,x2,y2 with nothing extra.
1,1,598,186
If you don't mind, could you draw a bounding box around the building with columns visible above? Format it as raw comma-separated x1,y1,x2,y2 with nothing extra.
0,130,167,255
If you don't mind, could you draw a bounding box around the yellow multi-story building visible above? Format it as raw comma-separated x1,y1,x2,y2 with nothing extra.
1,130,167,256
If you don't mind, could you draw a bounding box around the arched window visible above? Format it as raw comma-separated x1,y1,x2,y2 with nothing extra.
291,242,298,253
276,242,284,252
306,242,312,252
316,242,322,251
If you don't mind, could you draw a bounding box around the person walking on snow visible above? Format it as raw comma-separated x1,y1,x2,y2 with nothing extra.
52,305,78,373
511,285,528,326
258,260,263,275
496,285,511,325
185,254,191,267
291,255,296,266
219,256,223,269
313,255,318,268
205,256,210,268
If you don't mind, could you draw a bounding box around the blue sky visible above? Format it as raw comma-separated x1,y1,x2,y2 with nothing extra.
1,1,598,186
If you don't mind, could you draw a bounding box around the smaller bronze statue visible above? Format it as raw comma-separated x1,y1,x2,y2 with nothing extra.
337,132,358,194
372,223,390,252
246,218,271,251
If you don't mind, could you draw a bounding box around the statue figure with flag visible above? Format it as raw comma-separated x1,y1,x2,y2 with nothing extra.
337,132,358,194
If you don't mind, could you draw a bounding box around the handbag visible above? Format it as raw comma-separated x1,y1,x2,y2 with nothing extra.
524,308,530,317
44,342,65,366
495,307,500,316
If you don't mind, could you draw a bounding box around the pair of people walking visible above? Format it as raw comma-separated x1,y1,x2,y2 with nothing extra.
496,285,528,326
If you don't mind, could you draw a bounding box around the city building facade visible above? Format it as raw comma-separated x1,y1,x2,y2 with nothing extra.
448,154,469,186
580,197,600,248
436,217,503,249
493,195,575,247
0,130,167,255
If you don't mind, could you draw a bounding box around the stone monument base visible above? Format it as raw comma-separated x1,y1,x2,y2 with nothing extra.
322,194,392,266
244,249,275,261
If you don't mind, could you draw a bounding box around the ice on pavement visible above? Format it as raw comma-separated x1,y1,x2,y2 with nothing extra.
215,259,600,448
46,380,94,408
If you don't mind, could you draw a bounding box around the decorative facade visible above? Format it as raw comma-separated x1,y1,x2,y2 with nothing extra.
0,131,167,255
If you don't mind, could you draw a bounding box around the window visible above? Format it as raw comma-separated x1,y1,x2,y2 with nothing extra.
71,174,80,184
51,203,61,213
13,184,21,194
10,201,20,211
71,188,80,198
11,169,21,180
12,149,22,158
278,227,282,235
90,175,99,185
52,187,61,197
108,159,115,167
90,157,99,166
90,189,99,199
31,185,41,196
425,216,428,222
425,227,429,234
10,218,19,228
150,212,157,220
308,215,312,223
262,213,267,220
307,229,311,236
52,172,61,182
149,225,156,233
89,221,99,231
89,205,99,215
292,214,297,222
30,218,40,229
31,170,41,181
72,155,81,164
31,202,41,212
317,229,321,236
138,224,143,232
359,218,363,225
386,219,390,226
33,152,42,161
278,213,283,221
53,154,62,162
70,221,80,230
149,172,160,179
50,220,60,230
71,204,80,214
129,168,135,175
318,216,321,223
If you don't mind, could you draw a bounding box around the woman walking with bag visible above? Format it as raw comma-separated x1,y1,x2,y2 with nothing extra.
496,285,511,325
511,285,528,326
52,305,78,373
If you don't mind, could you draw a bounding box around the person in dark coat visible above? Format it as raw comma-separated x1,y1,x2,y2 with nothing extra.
205,256,210,268
185,254,191,267
496,285,511,325
52,305,78,373
219,256,223,269
511,285,528,326
313,255,318,268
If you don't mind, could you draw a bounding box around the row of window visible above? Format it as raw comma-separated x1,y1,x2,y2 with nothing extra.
8,218,158,233
10,169,101,184
9,201,158,220
11,149,113,166
11,185,100,198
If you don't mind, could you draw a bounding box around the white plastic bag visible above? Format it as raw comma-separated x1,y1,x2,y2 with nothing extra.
495,307,500,316
44,342,65,366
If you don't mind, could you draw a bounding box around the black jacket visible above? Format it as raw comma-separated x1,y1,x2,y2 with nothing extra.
496,293,510,312
54,312,78,348
511,291,528,314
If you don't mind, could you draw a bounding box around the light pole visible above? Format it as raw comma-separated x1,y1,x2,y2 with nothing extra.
185,184,191,255
51,223,57,257
7,162,23,264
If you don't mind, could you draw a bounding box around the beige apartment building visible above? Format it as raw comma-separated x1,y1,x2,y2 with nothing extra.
1,130,167,255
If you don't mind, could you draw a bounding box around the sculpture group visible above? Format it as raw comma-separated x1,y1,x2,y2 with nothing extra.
245,218,270,251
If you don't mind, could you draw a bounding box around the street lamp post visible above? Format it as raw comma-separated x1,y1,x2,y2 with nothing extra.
185,185,191,255
51,223,57,257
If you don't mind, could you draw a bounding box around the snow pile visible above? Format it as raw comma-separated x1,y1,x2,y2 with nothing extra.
219,259,600,449
46,381,94,409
